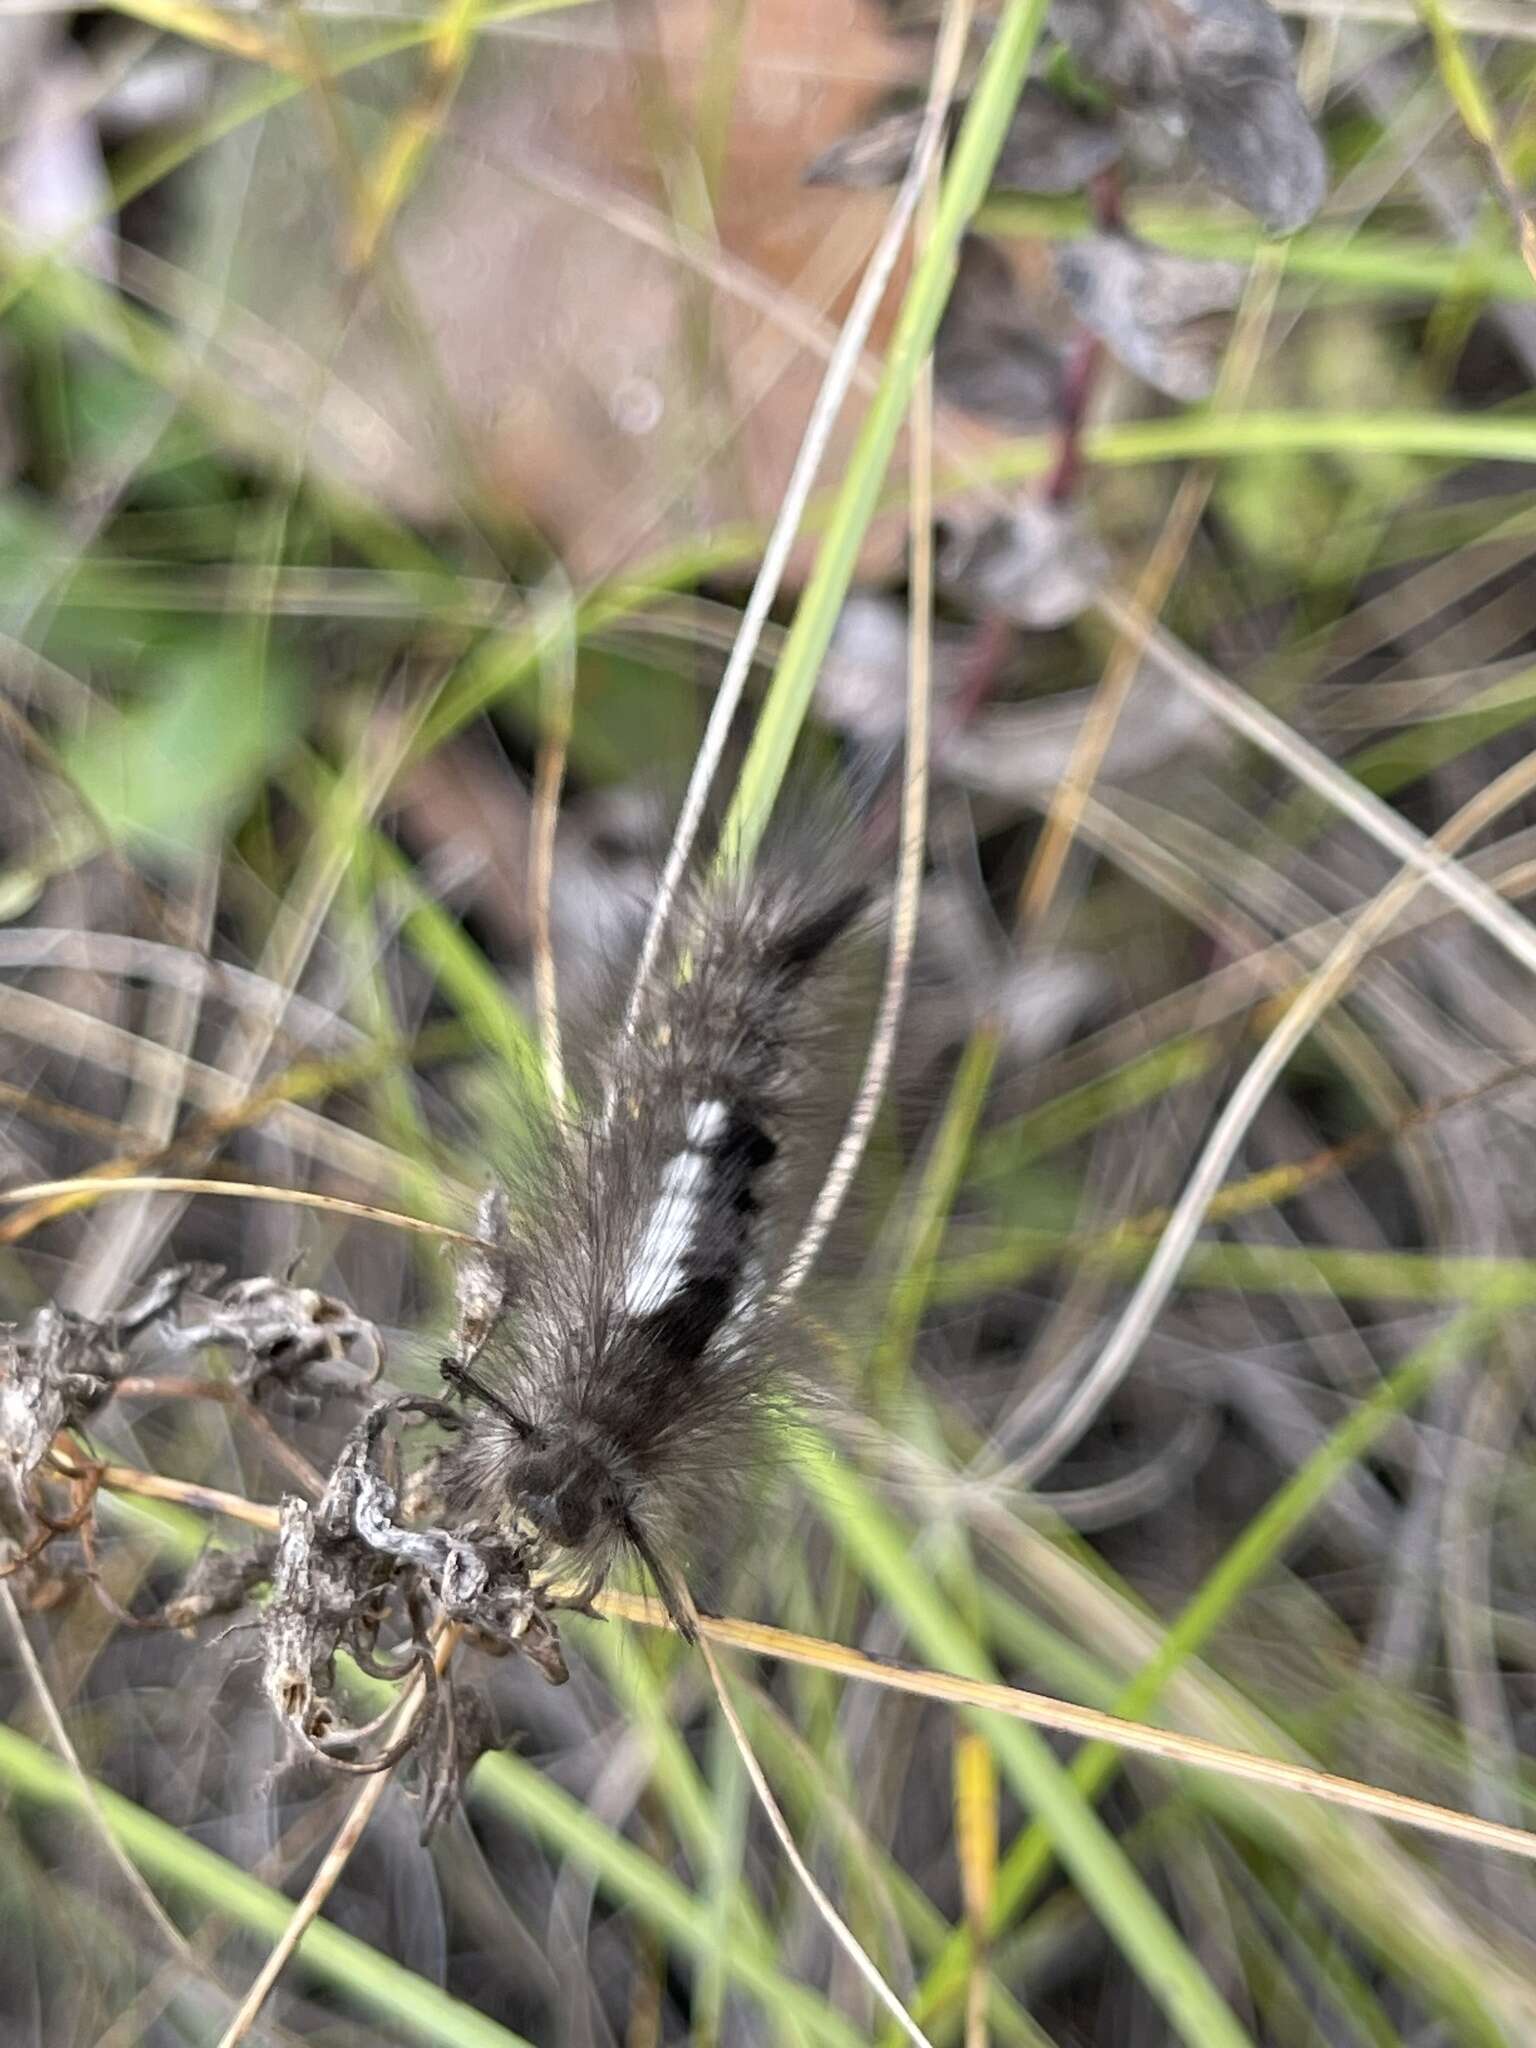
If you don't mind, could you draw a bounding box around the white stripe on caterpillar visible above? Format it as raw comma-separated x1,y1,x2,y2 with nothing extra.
623,1099,728,1318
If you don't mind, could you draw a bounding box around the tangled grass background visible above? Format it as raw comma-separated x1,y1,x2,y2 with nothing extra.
6,0,1536,2043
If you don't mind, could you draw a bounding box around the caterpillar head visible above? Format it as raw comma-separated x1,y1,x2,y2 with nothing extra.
441,1358,693,1637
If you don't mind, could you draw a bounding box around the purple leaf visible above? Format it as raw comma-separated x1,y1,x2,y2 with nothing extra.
993,83,1123,193
939,495,1109,630
804,103,928,189
1055,235,1243,399
1051,0,1326,232
806,83,1119,196
937,237,1063,429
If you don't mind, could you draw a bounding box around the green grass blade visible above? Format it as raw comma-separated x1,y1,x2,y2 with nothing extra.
806,1451,1255,2048
718,0,1052,871
0,1724,532,2048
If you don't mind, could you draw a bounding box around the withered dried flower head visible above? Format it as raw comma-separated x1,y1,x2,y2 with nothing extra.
243,1398,567,1799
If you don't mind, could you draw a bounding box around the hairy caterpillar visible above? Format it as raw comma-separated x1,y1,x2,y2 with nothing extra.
440,837,869,1637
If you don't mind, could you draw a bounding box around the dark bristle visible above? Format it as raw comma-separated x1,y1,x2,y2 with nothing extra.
766,883,870,979
442,1357,534,1438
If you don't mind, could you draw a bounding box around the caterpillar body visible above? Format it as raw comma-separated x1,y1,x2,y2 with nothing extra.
441,844,869,1635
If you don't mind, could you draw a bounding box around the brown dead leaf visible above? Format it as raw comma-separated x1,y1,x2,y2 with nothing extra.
196,0,931,581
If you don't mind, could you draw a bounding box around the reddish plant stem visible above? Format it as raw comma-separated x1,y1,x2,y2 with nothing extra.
1045,332,1104,505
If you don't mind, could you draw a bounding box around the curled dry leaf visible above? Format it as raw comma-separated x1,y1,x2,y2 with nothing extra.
260,1400,566,1777
938,494,1109,629
1051,0,1326,233
0,1308,113,1498
0,1265,207,1499
1054,235,1243,400
165,1272,382,1399
1,1268,216,1596
261,1491,394,1745
407,1683,503,1841
163,1541,276,1631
